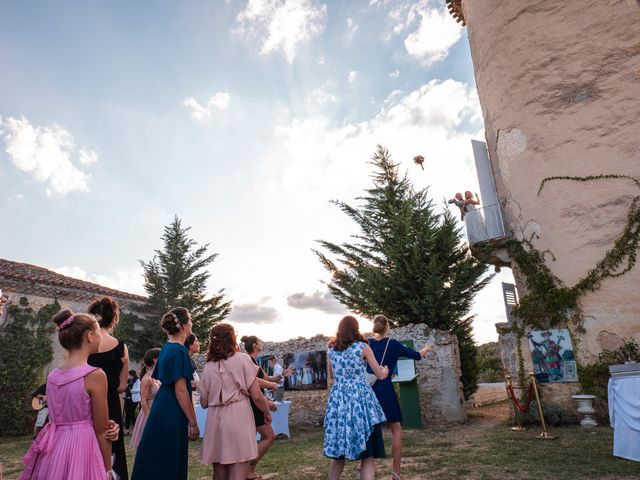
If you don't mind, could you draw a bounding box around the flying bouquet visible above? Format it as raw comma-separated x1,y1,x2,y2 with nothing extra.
413,155,424,170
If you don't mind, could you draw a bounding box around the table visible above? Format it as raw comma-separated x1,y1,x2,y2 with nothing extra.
195,401,292,440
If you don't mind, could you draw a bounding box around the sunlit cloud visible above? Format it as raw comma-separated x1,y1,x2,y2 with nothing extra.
183,92,231,121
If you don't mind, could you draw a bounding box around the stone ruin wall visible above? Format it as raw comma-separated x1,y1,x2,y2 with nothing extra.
195,324,467,427
461,0,640,408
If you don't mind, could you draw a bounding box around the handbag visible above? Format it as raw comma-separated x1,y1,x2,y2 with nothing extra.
366,338,390,386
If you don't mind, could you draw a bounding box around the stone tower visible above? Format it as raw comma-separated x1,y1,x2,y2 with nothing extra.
448,0,640,406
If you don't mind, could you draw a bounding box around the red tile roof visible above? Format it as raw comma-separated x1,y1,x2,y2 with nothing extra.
0,258,147,303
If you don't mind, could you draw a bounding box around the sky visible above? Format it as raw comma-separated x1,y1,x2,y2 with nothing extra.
0,0,514,344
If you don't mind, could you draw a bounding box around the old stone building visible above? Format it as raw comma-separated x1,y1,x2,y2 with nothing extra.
447,1,640,407
0,258,146,373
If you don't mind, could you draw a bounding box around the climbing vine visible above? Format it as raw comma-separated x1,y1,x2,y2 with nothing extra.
504,174,640,332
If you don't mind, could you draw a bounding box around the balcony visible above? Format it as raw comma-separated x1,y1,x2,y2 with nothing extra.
464,203,511,271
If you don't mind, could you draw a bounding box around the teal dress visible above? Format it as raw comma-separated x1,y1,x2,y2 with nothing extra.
132,342,194,480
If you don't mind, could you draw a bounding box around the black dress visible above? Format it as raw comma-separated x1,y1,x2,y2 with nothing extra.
250,356,266,427
88,340,128,480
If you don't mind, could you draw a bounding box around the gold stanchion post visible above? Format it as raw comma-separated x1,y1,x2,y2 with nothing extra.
529,371,556,440
504,374,525,431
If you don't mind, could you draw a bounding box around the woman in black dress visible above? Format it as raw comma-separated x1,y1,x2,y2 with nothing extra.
241,335,279,480
88,296,129,480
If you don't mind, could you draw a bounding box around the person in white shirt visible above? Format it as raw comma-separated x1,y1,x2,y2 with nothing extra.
268,356,285,401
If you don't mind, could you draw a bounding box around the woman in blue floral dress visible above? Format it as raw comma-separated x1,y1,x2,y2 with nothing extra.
324,315,389,480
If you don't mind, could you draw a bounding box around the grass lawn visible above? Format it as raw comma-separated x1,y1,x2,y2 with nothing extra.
2,403,640,479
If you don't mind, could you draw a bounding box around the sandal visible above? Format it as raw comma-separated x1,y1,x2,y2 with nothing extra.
391,473,402,480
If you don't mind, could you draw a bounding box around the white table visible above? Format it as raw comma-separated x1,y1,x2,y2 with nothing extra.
195,401,291,440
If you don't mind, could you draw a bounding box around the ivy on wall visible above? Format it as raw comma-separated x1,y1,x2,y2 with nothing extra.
0,297,58,436
505,174,640,332
486,175,640,389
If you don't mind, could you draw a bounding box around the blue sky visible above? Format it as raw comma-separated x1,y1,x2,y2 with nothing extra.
0,0,513,343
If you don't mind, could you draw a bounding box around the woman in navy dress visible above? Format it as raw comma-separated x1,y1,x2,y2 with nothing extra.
131,307,200,480
364,315,432,480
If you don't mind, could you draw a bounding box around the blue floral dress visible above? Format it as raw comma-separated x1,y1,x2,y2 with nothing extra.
323,342,386,460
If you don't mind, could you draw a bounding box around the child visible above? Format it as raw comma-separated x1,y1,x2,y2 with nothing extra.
130,348,161,449
324,315,389,480
21,310,115,480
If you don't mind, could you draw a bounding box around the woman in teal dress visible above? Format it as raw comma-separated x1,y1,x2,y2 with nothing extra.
131,307,200,480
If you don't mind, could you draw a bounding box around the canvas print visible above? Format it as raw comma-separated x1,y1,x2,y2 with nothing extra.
527,329,578,383
281,350,328,391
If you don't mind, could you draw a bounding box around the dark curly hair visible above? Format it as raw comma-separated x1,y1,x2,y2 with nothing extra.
52,309,99,351
207,323,238,362
88,296,119,329
328,315,365,352
160,307,190,335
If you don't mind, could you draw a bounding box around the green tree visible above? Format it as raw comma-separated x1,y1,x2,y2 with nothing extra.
0,297,58,435
315,146,491,398
136,216,231,354
477,342,503,383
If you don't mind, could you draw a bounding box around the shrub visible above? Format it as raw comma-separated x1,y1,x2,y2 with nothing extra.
0,297,57,436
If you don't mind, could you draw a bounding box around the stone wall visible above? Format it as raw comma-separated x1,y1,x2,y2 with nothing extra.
193,324,467,427
461,0,640,407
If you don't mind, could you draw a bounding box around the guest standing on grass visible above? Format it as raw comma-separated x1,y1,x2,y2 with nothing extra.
123,370,139,435
199,323,272,480
241,335,280,480
131,307,200,480
362,315,433,480
129,348,161,450
185,333,201,404
21,310,120,480
87,296,129,480
324,315,388,480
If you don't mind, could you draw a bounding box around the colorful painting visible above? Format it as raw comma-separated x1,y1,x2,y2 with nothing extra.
281,351,328,391
527,329,578,383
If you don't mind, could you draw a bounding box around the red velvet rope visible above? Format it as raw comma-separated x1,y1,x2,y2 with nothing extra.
507,382,534,413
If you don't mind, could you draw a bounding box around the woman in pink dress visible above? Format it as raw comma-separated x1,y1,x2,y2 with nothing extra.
21,310,115,480
199,323,272,480
129,348,161,449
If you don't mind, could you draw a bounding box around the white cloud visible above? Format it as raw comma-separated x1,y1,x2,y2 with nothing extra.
348,70,358,83
0,115,94,196
390,69,400,78
346,17,358,36
235,0,327,62
228,302,279,324
403,2,462,65
78,149,99,165
54,265,146,295
287,290,346,314
307,86,338,106
183,92,231,121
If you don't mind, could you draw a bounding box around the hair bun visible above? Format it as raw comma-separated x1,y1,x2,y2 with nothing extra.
240,335,248,342
53,309,74,326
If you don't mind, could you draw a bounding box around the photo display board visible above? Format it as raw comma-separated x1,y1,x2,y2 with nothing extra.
527,328,578,383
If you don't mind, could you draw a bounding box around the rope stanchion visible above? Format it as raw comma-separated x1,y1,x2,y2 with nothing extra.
507,382,534,413
529,371,557,440
504,374,526,431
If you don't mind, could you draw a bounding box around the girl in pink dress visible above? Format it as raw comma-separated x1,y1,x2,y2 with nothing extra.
129,348,161,449
199,323,272,480
21,310,114,480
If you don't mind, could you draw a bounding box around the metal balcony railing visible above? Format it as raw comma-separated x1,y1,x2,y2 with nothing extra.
464,203,508,245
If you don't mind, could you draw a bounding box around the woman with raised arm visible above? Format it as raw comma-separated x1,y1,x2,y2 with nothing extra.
362,315,433,480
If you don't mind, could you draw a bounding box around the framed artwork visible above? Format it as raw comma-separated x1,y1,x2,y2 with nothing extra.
281,350,328,391
527,329,578,383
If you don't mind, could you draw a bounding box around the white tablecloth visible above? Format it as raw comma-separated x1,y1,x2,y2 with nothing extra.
195,401,291,440
608,376,640,462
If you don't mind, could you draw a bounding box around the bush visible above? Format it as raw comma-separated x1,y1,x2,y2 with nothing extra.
0,297,57,436
519,400,578,427
477,342,503,383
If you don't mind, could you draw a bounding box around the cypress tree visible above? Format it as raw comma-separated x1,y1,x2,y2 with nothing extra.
134,216,231,355
315,145,491,398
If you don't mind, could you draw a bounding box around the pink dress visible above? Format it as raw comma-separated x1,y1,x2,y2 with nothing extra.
129,377,159,449
199,352,259,465
21,365,107,480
